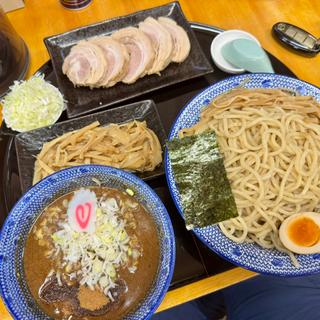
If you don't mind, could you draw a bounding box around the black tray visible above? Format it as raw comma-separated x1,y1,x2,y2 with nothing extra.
0,23,295,290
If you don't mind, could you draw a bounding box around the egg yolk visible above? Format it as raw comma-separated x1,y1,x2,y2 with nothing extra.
288,217,320,247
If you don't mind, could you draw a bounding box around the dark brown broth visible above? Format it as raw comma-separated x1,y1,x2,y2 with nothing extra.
23,187,160,320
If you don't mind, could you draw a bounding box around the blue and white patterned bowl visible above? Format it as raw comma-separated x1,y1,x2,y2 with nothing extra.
165,73,320,276
0,165,175,319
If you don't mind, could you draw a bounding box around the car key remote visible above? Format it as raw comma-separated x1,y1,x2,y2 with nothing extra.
272,22,319,55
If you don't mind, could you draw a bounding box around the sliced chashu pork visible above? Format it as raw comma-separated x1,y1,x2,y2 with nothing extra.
158,17,191,63
62,41,107,88
112,27,155,84
139,17,173,75
89,36,129,87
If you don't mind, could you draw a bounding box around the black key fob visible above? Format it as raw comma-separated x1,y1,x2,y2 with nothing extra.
272,22,319,55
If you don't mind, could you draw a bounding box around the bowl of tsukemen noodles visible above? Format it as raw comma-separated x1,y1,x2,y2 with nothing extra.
0,165,175,320
166,73,320,276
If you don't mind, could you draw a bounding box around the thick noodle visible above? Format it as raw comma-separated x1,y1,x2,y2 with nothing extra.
180,88,320,267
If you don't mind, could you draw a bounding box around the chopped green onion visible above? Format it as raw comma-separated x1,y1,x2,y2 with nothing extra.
126,188,134,196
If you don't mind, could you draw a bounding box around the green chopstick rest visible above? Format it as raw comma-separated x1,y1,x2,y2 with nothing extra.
221,38,274,73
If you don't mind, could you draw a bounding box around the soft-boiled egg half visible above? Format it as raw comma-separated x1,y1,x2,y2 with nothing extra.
279,212,320,254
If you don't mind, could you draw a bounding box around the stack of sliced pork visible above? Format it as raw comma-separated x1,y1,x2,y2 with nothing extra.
62,16,191,88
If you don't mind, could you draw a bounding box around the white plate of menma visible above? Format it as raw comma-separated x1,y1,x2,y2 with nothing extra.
165,73,320,276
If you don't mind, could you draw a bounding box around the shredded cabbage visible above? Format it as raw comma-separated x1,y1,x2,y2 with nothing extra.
2,74,64,132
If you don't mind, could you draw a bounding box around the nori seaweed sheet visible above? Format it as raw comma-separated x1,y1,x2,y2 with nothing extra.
168,131,238,229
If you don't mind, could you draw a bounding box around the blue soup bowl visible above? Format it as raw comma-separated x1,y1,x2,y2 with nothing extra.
0,165,175,320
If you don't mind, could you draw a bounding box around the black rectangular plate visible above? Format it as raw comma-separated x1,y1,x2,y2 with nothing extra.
44,1,213,118
15,100,167,193
0,23,296,291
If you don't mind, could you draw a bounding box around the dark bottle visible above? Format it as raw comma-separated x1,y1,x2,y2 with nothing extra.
0,6,29,98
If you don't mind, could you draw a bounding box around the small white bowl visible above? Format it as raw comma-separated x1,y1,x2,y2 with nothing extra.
210,30,261,74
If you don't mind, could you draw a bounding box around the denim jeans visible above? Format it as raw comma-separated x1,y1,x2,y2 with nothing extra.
152,274,320,320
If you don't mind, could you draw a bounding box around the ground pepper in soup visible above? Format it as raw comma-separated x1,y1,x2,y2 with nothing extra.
23,187,160,319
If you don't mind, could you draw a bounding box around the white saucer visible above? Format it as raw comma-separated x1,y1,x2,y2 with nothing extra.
211,30,261,74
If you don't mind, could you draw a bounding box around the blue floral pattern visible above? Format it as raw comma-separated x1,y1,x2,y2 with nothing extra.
165,73,320,276
0,165,175,319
